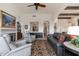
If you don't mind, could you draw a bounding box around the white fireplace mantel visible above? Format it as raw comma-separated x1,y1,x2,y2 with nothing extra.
0,28,17,36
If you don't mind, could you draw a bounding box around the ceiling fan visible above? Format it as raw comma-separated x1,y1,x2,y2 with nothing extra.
27,3,46,10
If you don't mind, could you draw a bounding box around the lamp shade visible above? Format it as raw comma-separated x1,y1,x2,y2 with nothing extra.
67,26,79,35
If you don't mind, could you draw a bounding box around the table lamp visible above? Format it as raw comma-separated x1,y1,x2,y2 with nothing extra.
67,26,79,47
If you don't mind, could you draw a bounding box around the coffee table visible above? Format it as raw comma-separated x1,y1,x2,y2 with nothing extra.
63,41,79,56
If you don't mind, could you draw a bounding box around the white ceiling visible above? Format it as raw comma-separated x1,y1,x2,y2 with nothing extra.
0,3,79,19
0,3,67,14
14,3,67,14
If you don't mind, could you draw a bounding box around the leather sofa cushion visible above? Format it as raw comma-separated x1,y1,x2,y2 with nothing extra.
53,33,61,40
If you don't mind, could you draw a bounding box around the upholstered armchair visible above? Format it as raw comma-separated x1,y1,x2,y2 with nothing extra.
10,32,35,47
5,44,32,56
1,34,32,56
22,32,36,43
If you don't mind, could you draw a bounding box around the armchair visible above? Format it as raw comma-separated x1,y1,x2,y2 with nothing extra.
1,34,32,56
22,32,36,43
5,44,32,56
12,32,35,47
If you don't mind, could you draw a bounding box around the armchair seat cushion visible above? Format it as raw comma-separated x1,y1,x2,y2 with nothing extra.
31,35,36,42
13,39,27,47
9,43,17,50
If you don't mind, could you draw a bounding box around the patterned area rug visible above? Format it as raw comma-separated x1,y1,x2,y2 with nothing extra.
32,40,56,56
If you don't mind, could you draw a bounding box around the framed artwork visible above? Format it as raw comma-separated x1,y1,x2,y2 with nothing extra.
25,25,28,29
1,10,16,28
30,21,39,32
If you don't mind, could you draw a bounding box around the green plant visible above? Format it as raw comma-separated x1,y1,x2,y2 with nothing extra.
71,36,79,47
75,36,79,47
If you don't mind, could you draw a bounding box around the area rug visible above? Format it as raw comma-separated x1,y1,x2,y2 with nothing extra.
32,40,56,56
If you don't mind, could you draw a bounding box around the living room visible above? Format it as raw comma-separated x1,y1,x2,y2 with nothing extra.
0,3,79,56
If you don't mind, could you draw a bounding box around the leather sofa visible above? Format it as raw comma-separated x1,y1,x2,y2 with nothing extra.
47,33,63,56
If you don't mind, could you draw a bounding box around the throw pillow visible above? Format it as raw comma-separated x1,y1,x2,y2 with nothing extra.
59,34,65,43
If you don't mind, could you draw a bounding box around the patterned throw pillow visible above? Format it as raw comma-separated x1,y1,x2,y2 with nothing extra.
69,35,77,40
59,34,65,43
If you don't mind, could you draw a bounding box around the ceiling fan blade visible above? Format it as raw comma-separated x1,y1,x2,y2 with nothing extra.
28,3,46,10
27,4,34,7
38,4,46,7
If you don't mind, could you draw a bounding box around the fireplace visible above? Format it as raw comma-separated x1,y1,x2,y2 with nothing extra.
0,28,17,41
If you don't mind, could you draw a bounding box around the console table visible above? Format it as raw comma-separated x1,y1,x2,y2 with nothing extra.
63,41,79,56
29,32,44,38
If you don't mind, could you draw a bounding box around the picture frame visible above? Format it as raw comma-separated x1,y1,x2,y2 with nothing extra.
1,10,16,28
30,22,39,32
25,25,28,29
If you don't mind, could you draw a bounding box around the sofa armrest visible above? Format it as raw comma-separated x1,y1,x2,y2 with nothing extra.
5,44,32,56
56,43,63,56
47,34,63,56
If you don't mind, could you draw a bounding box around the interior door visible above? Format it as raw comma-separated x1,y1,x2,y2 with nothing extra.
43,21,49,37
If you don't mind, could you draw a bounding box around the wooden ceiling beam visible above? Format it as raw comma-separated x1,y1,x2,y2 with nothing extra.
65,6,79,10
58,17,71,19
59,13,79,16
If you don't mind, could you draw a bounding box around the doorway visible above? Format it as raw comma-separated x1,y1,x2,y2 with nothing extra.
43,21,49,38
